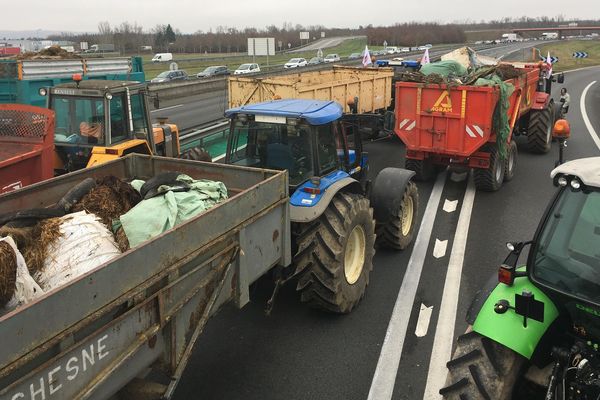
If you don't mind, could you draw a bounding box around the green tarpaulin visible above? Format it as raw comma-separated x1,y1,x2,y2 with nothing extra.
116,174,228,248
420,60,468,78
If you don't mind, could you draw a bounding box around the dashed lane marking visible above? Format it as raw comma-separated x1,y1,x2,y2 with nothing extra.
423,175,476,400
433,239,448,259
415,304,434,338
443,199,458,213
367,172,447,400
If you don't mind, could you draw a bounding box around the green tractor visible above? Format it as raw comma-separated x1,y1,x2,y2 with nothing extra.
441,157,600,399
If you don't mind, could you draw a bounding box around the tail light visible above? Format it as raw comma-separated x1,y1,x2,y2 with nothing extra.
498,264,515,286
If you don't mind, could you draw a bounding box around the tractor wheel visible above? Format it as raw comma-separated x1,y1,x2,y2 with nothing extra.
503,141,518,182
526,103,554,154
474,144,505,192
294,192,375,314
180,147,212,162
405,158,436,181
376,182,418,250
440,331,524,400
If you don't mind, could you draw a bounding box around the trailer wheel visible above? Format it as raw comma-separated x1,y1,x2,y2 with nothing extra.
474,144,504,192
376,182,418,250
294,192,375,313
503,141,518,182
526,103,554,154
440,331,524,400
405,158,436,181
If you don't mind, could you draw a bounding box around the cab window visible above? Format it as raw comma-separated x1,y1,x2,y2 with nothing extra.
109,95,128,144
130,94,149,137
316,123,338,174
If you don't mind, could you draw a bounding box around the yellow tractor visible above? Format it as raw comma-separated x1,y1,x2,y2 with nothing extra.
40,77,204,172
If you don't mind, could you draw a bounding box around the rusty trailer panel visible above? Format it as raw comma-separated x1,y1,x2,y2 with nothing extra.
228,66,394,114
0,154,290,400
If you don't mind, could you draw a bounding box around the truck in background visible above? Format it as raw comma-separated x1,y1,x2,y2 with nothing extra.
85,43,116,53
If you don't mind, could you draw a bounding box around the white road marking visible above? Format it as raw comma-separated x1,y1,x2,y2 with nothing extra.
450,172,467,183
367,172,447,400
423,175,476,400
150,104,183,113
433,239,448,259
580,81,600,152
415,304,434,338
443,199,458,213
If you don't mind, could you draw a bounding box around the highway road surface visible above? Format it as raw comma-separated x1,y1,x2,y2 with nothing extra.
170,50,600,398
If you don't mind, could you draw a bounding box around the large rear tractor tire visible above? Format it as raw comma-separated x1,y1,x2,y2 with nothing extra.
405,158,436,181
526,103,554,154
294,192,376,313
474,144,505,192
503,140,518,182
376,182,419,250
440,331,524,400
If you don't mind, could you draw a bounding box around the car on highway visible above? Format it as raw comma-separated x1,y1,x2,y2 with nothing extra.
417,45,428,51
400,47,410,52
150,70,188,83
348,52,362,59
386,47,399,54
323,54,341,63
196,66,229,79
284,58,308,69
308,57,324,65
233,63,260,75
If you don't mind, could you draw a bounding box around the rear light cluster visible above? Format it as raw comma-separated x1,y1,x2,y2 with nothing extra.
498,265,515,286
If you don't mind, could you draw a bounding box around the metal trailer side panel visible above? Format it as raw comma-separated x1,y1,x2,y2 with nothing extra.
0,155,290,399
228,66,393,113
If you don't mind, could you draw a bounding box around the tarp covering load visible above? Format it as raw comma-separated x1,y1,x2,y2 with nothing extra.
419,60,468,79
117,173,228,248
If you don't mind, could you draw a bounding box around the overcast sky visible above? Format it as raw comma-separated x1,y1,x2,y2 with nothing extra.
6,0,597,33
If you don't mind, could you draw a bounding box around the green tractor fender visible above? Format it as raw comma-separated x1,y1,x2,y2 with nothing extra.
471,272,559,360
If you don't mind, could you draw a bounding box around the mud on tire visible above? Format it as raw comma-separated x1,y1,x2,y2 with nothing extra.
440,331,524,400
294,192,375,313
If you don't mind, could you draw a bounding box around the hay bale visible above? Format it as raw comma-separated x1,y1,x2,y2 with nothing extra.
0,217,63,275
72,176,141,227
0,241,17,306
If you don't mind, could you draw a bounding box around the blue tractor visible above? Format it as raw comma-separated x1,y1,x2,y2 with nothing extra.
224,99,419,313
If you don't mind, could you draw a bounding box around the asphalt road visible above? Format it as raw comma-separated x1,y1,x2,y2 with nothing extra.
151,41,541,133
172,52,600,398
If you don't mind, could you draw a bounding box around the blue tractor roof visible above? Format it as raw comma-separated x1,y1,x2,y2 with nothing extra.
225,99,343,125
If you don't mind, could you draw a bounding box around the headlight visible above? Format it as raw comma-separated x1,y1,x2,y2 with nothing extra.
105,92,113,100
571,179,581,190
557,176,568,187
38,88,47,96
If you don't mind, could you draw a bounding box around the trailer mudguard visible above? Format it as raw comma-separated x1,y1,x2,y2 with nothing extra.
289,172,361,223
531,92,551,110
472,274,559,360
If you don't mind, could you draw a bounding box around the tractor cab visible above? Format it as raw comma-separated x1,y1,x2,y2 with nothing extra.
41,79,180,172
224,99,367,189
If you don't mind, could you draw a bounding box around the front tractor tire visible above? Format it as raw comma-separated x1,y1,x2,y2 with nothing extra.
294,192,375,314
526,102,554,154
376,181,418,250
440,331,524,400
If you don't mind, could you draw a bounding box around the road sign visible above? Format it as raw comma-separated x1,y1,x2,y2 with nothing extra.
540,56,559,63
247,38,275,56
300,32,310,40
573,51,589,58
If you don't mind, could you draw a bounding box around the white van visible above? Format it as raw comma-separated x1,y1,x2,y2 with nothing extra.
152,53,173,63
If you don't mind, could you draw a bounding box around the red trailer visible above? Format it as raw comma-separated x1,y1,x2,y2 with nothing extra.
0,104,55,193
395,62,556,191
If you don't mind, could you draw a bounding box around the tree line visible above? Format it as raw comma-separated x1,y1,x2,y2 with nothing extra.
46,17,600,55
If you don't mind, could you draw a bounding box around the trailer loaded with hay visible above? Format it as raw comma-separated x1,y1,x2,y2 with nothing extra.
0,154,291,399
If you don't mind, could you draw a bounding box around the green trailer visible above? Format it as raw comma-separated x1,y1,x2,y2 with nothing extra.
0,56,145,107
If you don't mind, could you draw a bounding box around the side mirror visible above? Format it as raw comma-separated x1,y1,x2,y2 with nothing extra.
557,74,565,84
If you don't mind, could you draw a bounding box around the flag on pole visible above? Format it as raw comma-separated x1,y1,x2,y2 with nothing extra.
546,51,553,77
421,48,430,65
362,45,372,67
